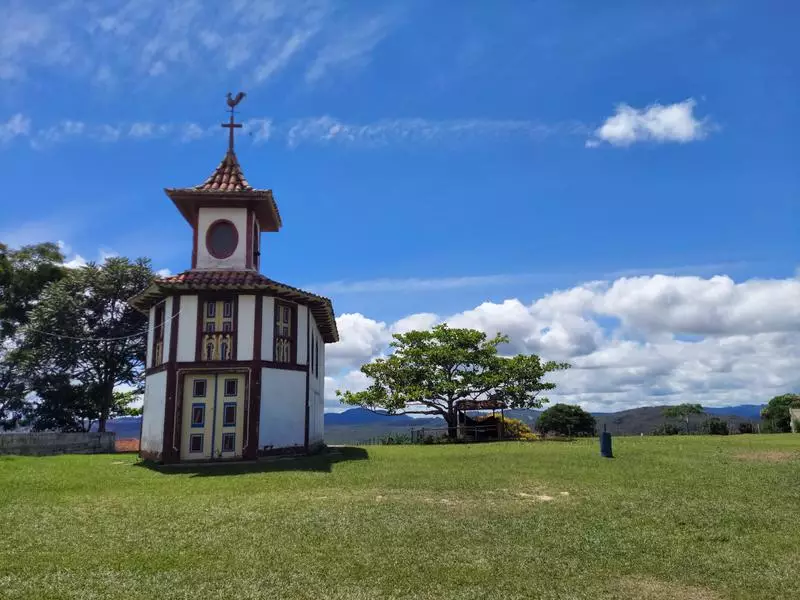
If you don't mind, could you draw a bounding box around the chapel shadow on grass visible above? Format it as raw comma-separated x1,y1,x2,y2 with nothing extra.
135,446,369,477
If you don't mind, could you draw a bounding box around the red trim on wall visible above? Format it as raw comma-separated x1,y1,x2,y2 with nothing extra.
168,296,181,362
245,294,263,459
191,212,198,268
161,365,178,463
205,219,239,259
148,360,307,375
245,210,253,269
304,310,310,451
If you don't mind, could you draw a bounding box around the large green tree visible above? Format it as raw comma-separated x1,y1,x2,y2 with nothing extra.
336,324,569,437
761,393,800,433
536,403,596,437
663,403,704,435
0,242,65,429
23,257,153,431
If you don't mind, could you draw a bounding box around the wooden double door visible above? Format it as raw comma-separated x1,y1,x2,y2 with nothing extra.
181,373,246,461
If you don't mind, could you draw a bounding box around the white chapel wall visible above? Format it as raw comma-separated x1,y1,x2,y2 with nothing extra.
237,295,255,360
195,206,248,270
308,312,325,445
141,370,167,455
297,305,308,365
261,296,274,361
318,323,326,443
176,295,197,362
146,305,155,368
259,367,306,449
162,297,173,360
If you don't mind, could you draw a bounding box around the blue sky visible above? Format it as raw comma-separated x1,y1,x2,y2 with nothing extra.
1,0,798,410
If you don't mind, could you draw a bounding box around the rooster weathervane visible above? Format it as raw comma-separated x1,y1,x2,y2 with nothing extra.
222,92,246,152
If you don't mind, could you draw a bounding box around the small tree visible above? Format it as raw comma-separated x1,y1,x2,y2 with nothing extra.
701,417,729,436
738,422,756,434
663,403,703,435
652,423,681,436
337,324,569,438
761,394,800,433
536,403,596,437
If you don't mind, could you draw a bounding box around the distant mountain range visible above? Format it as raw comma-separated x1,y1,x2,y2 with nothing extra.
103,404,766,444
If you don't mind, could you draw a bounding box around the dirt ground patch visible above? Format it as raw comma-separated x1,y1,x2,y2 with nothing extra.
733,451,798,463
115,438,139,453
616,577,724,599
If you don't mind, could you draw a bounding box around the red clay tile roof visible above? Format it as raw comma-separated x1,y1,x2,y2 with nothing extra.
129,270,338,343
164,149,282,231
159,270,270,286
195,150,253,192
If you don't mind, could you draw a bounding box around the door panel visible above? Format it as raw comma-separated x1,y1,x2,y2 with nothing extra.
181,372,246,461
213,374,245,458
181,374,213,460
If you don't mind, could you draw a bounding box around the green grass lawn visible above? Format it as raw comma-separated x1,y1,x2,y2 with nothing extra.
1,435,799,600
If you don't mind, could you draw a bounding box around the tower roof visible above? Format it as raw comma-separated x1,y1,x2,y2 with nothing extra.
164,148,282,231
194,150,253,192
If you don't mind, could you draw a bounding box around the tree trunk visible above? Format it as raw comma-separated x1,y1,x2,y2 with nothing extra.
445,411,457,439
98,379,114,433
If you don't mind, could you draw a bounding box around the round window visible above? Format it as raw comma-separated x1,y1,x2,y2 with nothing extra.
206,220,239,259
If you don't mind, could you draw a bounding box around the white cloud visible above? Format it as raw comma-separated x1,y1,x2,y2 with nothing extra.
179,123,208,142
588,99,711,147
285,116,576,148
307,273,536,295
128,122,170,139
253,27,321,83
326,313,390,373
245,119,272,144
391,313,439,335
64,254,88,269
325,272,800,412
0,1,395,89
0,114,31,143
3,114,590,150
148,61,166,77
94,124,122,142
0,8,57,80
306,14,394,83
30,120,86,149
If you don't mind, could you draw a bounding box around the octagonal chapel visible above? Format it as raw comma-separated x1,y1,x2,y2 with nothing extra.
130,98,338,463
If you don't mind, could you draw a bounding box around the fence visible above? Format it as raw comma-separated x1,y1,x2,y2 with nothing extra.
0,432,116,456
350,425,507,446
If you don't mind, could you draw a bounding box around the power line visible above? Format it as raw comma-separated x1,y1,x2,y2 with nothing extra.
20,298,180,343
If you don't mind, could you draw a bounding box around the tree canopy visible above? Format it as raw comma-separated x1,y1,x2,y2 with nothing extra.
663,403,704,434
22,257,153,431
0,242,65,429
761,394,800,433
536,403,596,437
336,324,569,436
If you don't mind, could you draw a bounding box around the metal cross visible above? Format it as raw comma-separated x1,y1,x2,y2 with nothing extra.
222,92,246,152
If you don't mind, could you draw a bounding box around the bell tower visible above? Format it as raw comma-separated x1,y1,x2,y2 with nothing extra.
132,92,337,465
164,92,281,272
